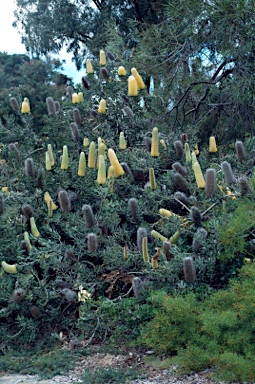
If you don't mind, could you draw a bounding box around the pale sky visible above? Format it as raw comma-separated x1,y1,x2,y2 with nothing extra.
0,1,81,84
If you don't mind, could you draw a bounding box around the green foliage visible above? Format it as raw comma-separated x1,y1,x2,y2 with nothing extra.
218,198,255,262
138,263,255,382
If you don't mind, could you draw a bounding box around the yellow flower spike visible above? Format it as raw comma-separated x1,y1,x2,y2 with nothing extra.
142,237,149,263
128,75,138,96
191,151,197,167
88,141,96,168
226,187,236,200
83,137,90,147
21,101,30,114
86,59,93,74
119,132,127,150
169,230,181,245
118,66,127,76
44,192,57,210
30,217,40,237
149,167,157,191
99,50,106,66
131,67,146,90
97,155,106,185
78,152,86,177
123,244,128,261
185,143,191,163
61,145,69,170
24,231,32,250
47,144,54,166
160,139,167,150
245,258,252,263
108,148,125,177
193,161,205,188
24,97,30,104
159,208,176,218
151,230,168,243
151,127,159,157
98,143,106,166
98,99,106,114
72,93,79,104
209,136,217,152
107,165,115,179
2,187,9,193
1,261,17,274
78,92,84,102
45,151,51,171
98,137,103,147
194,144,199,156
218,184,224,193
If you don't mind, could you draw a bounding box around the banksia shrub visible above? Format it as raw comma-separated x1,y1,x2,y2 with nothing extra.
73,108,82,125
205,168,217,197
174,172,189,192
46,96,56,116
10,97,19,111
0,193,4,215
21,203,34,220
25,158,35,179
128,197,138,221
190,206,202,226
174,140,184,158
235,140,245,162
221,161,236,184
58,189,71,212
137,227,148,253
70,122,80,142
192,227,208,252
183,257,196,283
87,233,99,251
12,288,26,304
82,204,96,228
8,143,20,156
238,176,249,196
172,162,187,177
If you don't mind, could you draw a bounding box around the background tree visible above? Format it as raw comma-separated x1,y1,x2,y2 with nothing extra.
13,0,167,69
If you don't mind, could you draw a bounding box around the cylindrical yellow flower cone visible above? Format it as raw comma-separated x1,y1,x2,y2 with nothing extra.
98,99,106,114
88,141,96,168
128,75,138,96
97,155,106,185
119,132,127,150
185,143,191,163
107,165,115,178
118,66,127,76
131,67,146,90
45,151,51,171
86,58,93,74
78,152,86,176
21,101,30,114
209,136,217,152
83,137,89,147
149,168,157,190
47,144,54,166
99,50,106,66
151,127,159,157
30,217,40,237
78,92,84,102
108,148,125,177
72,93,79,103
61,145,68,170
193,161,205,188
